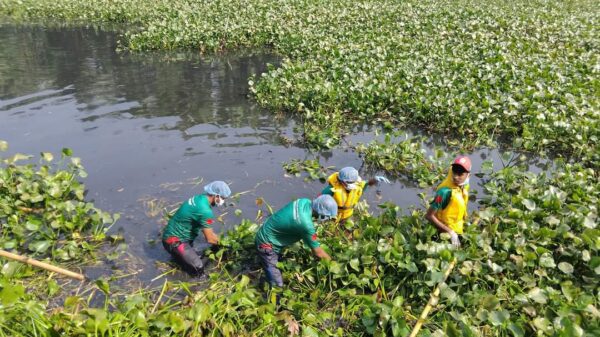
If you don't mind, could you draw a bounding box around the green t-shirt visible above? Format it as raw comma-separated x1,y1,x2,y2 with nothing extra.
162,194,215,242
255,198,320,253
429,187,452,210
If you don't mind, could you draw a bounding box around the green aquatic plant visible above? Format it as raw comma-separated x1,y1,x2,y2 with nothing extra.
282,158,335,182
1,0,597,161
355,133,449,187
0,139,598,336
0,143,119,262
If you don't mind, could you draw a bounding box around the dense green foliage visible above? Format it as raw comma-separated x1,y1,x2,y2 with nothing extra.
355,133,449,187
1,141,598,336
0,142,118,261
1,0,598,160
0,0,598,335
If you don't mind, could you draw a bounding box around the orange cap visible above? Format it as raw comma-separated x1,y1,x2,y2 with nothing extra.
452,155,471,172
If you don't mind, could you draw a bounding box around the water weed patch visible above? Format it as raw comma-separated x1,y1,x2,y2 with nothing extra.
0,145,118,262
1,0,598,161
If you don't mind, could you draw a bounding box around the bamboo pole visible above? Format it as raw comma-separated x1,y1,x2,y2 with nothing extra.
408,258,457,337
0,249,85,281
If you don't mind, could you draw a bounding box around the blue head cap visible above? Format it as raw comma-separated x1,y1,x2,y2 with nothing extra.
338,167,359,183
312,195,338,220
203,181,231,198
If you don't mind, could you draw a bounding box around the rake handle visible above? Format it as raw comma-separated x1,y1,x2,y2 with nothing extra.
0,249,85,281
408,258,457,337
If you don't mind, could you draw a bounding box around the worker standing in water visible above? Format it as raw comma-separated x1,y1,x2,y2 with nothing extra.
255,195,338,287
322,166,390,224
162,181,231,275
425,156,471,247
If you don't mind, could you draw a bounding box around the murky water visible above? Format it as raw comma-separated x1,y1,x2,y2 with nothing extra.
0,25,547,285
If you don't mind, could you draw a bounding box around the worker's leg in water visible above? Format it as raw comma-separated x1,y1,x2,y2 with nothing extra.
163,240,204,275
257,245,283,287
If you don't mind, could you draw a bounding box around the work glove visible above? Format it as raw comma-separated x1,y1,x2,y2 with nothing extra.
374,176,391,184
449,231,461,248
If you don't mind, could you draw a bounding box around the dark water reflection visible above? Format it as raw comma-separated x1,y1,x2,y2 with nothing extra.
0,25,547,285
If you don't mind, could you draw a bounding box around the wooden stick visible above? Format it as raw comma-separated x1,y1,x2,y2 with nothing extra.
408,258,457,337
0,249,85,281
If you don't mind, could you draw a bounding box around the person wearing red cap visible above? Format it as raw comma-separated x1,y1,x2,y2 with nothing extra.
425,155,471,247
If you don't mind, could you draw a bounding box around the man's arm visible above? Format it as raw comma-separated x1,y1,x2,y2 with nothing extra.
425,207,453,234
425,207,460,247
312,246,331,261
202,228,219,245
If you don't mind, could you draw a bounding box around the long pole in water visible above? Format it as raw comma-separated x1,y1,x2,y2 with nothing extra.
408,258,457,337
0,249,85,281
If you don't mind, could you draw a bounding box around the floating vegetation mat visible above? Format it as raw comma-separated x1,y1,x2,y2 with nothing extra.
1,0,598,160
1,138,599,336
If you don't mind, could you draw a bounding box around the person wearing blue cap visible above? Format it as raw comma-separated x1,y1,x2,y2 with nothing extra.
322,167,391,224
162,181,231,275
255,195,337,287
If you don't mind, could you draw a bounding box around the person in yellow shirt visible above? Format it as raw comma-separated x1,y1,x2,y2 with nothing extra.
425,156,471,247
322,167,390,224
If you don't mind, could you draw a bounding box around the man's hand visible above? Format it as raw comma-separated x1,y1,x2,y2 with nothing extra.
312,247,331,261
202,228,219,245
449,231,461,247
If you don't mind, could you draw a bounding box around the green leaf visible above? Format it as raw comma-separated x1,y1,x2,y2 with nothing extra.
61,148,73,157
1,262,21,277
303,325,320,337
41,152,54,162
527,287,547,304
28,240,51,253
47,279,60,297
558,262,574,274
349,258,360,272
481,295,499,310
489,310,510,326
0,140,7,152
445,322,461,337
25,219,41,231
95,279,110,294
190,302,210,323
539,253,556,268
6,153,32,164
329,261,341,274
522,199,536,211
0,283,25,305
507,322,525,337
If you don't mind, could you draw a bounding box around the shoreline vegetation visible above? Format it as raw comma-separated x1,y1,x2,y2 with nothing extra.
1,0,599,336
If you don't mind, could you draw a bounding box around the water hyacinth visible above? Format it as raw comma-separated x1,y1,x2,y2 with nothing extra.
1,0,598,162
0,0,599,335
0,149,598,335
0,145,118,261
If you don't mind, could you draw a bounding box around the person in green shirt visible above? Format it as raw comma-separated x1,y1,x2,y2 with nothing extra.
162,181,231,275
255,194,338,287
